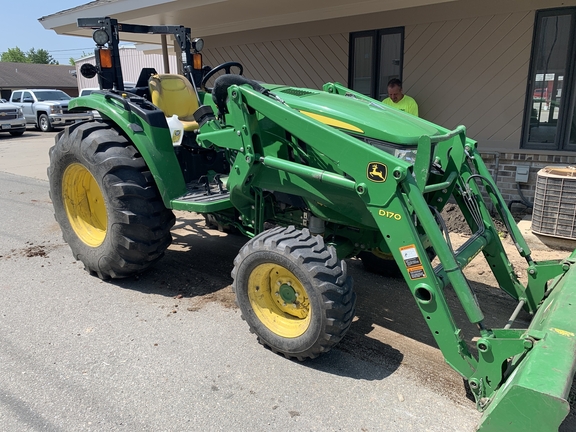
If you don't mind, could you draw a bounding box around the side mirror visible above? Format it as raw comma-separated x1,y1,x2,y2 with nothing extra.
80,63,98,79
23,97,33,103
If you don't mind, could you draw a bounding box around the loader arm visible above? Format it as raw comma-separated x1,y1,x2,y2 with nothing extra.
196,82,576,431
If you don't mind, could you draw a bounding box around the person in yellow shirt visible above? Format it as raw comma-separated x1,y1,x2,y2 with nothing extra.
382,78,418,116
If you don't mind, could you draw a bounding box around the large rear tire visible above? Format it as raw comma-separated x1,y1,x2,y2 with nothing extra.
232,226,355,360
48,121,175,279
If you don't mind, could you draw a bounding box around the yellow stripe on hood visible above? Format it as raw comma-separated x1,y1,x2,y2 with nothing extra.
300,110,364,133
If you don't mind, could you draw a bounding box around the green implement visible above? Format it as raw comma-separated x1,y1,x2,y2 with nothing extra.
477,253,576,431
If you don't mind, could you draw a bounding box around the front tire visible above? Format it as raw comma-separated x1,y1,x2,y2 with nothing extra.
39,113,53,132
48,121,175,279
232,226,355,360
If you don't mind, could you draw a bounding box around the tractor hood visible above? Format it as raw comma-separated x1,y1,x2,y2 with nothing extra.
264,84,443,145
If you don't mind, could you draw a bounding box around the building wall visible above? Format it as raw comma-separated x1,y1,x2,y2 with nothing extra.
205,10,534,151
480,152,576,206
75,47,178,91
201,34,349,90
404,11,533,150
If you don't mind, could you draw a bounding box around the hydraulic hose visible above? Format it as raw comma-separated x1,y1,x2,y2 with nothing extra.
508,182,533,211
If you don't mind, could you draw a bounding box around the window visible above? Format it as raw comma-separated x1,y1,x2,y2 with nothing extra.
34,90,71,102
22,92,33,103
349,28,404,101
523,8,576,150
11,91,22,103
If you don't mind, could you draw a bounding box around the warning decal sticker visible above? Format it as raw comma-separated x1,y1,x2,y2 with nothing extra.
408,266,426,280
400,245,421,268
399,245,426,280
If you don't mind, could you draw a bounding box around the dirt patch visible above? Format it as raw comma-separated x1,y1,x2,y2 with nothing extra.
185,285,237,312
440,202,530,237
438,204,566,288
23,244,48,258
0,243,50,259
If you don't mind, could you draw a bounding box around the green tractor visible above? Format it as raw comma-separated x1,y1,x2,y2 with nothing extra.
49,17,576,431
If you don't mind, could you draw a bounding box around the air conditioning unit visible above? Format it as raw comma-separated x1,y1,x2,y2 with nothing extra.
532,166,576,240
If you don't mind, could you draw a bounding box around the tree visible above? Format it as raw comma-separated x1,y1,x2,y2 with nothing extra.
70,51,91,65
27,48,58,65
0,47,59,64
1,47,27,63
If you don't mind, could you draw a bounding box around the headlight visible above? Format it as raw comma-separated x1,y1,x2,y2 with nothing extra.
393,148,418,164
93,28,110,46
192,37,204,52
351,134,418,164
51,106,62,114
17,108,24,117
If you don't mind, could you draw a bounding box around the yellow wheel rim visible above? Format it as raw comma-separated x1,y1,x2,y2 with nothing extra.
248,263,311,338
62,163,107,247
372,248,394,260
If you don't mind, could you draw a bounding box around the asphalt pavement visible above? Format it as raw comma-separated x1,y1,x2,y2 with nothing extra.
1,127,569,431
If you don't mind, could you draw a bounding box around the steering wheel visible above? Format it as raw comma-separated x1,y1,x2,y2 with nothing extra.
201,61,243,92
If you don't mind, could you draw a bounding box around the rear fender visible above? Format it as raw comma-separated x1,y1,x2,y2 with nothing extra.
70,93,187,206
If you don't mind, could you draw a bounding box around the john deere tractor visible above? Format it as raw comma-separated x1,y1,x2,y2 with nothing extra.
49,17,576,431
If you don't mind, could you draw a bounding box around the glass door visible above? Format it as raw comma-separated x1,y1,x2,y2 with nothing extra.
349,27,404,100
378,30,403,101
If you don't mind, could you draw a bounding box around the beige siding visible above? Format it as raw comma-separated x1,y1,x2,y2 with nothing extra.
403,11,534,148
202,9,536,151
202,34,348,89
75,48,178,90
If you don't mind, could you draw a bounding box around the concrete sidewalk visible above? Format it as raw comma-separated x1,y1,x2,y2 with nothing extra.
0,127,55,181
517,217,576,252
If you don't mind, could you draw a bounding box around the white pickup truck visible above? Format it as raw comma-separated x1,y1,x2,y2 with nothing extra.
0,99,27,137
9,89,93,132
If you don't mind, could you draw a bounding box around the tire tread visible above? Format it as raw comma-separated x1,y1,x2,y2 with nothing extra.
232,226,355,360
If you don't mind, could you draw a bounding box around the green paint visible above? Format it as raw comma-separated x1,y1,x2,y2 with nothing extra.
279,284,297,303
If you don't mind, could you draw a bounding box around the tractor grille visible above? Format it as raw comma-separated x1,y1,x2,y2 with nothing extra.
532,166,576,240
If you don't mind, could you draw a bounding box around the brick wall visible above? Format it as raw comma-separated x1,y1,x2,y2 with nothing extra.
480,152,576,209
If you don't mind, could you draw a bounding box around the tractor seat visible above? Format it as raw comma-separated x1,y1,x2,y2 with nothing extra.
149,74,200,131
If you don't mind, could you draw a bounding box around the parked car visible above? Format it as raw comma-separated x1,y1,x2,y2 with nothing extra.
9,89,93,132
0,99,26,137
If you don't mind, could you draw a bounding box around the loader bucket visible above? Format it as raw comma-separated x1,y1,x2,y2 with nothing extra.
477,255,576,432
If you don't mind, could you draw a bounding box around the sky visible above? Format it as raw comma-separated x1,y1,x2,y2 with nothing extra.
0,0,98,64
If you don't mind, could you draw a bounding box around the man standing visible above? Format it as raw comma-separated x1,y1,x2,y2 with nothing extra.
382,78,418,116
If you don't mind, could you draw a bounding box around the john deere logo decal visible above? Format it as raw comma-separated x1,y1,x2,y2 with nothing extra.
367,162,387,182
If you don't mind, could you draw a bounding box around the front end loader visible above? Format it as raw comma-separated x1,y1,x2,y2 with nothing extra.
50,17,576,431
